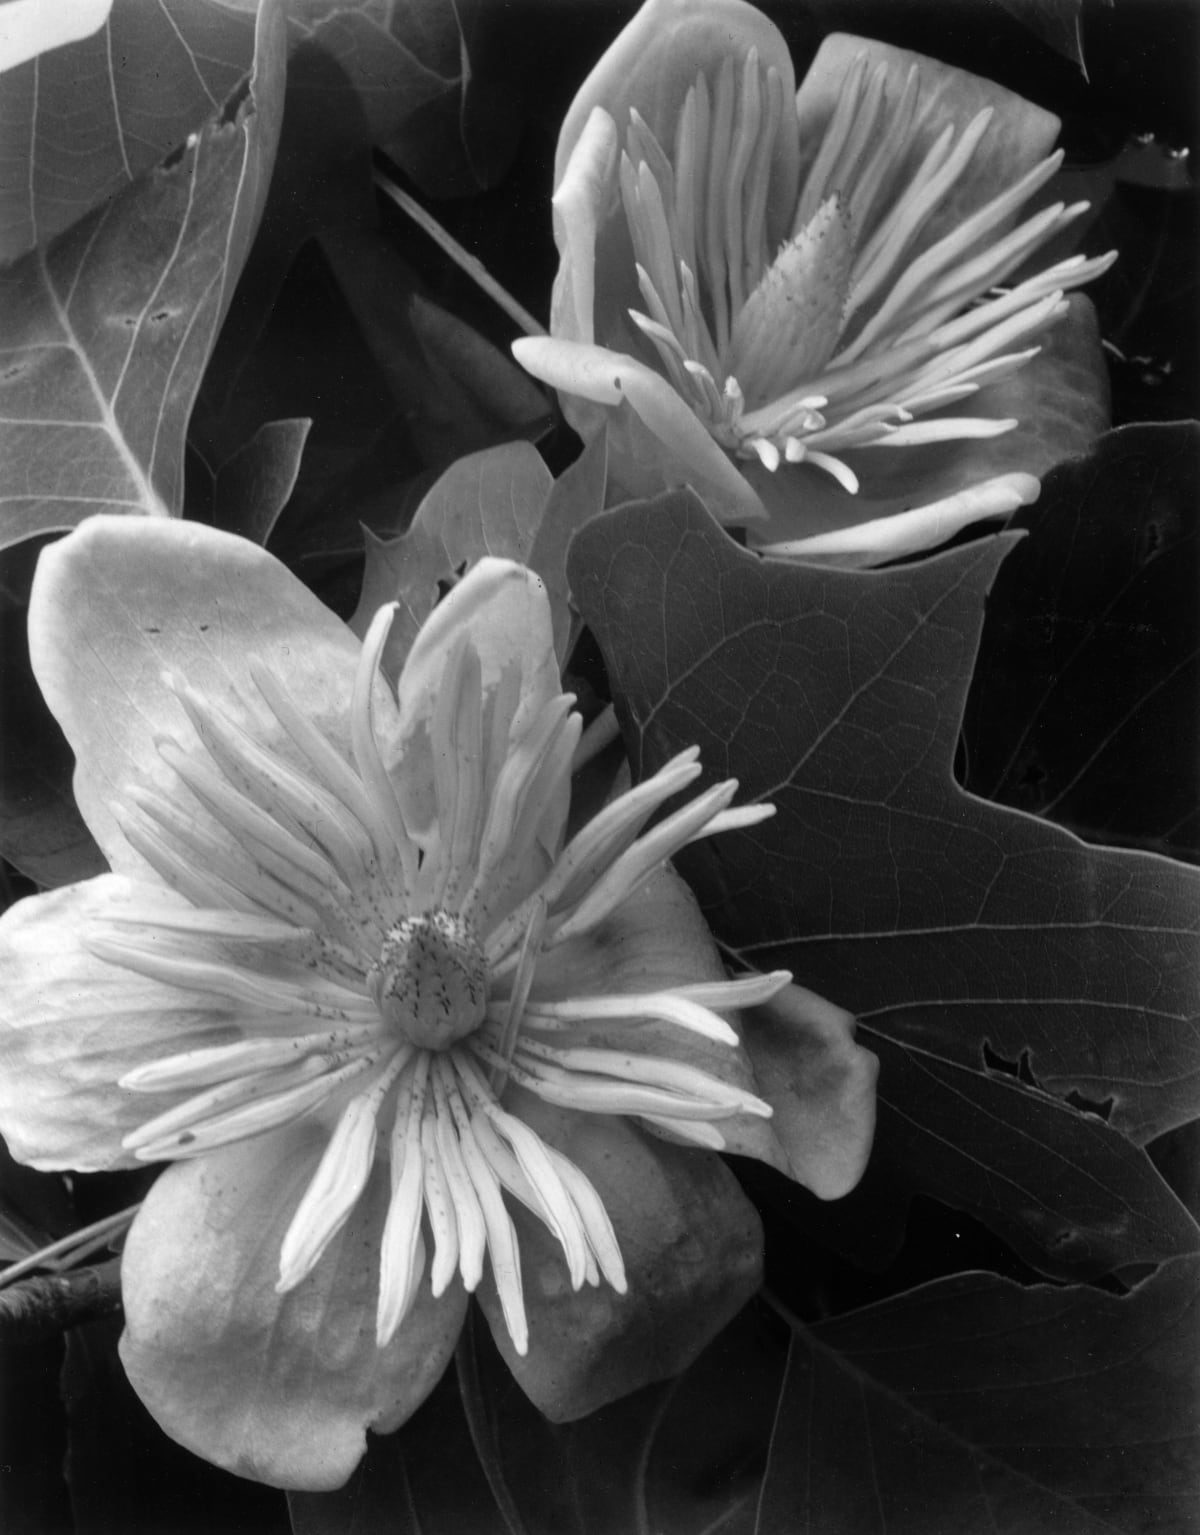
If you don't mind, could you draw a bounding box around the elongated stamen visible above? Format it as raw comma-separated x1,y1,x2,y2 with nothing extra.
120,1026,383,1092
427,637,485,909
489,896,548,1093
421,1100,459,1296
377,1053,430,1344
521,990,740,1045
351,605,418,886
277,1047,412,1291
123,1055,375,1160
431,1056,488,1290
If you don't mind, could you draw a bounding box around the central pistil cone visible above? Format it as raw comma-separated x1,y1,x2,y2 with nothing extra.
368,909,488,1050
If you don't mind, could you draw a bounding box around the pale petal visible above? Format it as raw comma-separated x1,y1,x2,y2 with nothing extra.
119,1123,468,1490
794,33,1061,264
0,876,261,1170
476,1092,762,1422
763,473,1039,568
392,557,564,858
28,517,373,881
550,105,621,348
740,983,879,1200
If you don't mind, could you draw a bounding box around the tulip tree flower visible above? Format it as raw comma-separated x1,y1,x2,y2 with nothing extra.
514,0,1116,566
0,518,875,1489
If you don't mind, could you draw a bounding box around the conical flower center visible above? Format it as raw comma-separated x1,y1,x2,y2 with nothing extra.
369,909,488,1050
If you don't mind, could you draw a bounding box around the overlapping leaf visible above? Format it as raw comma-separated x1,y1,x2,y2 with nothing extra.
569,492,1200,1276
356,435,605,667
0,0,286,551
760,1258,1200,1535
0,0,259,264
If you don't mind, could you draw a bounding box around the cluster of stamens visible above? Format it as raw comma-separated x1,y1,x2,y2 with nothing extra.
617,46,1115,491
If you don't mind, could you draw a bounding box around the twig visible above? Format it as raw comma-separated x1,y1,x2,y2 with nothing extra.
0,1258,122,1340
372,167,548,341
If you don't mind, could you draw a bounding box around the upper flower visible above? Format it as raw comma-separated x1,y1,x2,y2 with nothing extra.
514,0,1115,565
0,516,877,1489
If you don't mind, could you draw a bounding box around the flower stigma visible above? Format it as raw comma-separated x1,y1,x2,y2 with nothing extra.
85,582,787,1358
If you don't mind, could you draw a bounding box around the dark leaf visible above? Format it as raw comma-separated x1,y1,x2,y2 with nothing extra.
964,423,1200,863
319,227,550,470
0,0,259,264
569,493,1200,1274
760,1256,1200,1535
994,0,1091,75
287,1359,505,1535
0,540,104,887
0,0,287,551
210,418,313,545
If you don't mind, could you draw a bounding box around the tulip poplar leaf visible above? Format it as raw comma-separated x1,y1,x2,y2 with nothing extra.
570,492,1200,1272
356,436,605,668
759,1255,1200,1535
0,0,287,552
964,423,1200,864
0,0,260,265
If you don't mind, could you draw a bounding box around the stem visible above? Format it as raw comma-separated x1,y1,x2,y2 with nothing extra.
373,167,548,341
0,1202,141,1292
0,1258,123,1340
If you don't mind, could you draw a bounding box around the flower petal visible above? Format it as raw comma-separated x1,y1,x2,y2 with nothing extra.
514,337,766,523
476,1094,762,1422
0,875,258,1170
739,983,878,1199
392,557,563,855
119,1123,468,1490
794,33,1061,264
555,0,799,249
28,517,370,879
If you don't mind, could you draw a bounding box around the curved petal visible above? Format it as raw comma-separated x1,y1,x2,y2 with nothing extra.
739,983,878,1199
514,337,766,524
531,864,788,1171
746,295,1110,556
476,1093,762,1422
393,556,563,848
555,0,799,246
550,105,621,349
119,1123,468,1490
762,473,1040,568
794,33,1061,261
28,517,369,880
0,875,259,1171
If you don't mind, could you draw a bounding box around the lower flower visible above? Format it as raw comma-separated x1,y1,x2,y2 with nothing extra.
0,518,877,1487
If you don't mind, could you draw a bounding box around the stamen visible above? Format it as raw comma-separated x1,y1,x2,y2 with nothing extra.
120,1025,382,1092
521,990,739,1045
489,896,549,1092
723,48,763,317
420,1101,459,1295
641,1115,727,1149
486,1105,589,1289
702,56,736,351
547,778,745,945
428,637,485,909
377,1053,430,1345
431,1056,488,1290
277,1047,412,1292
123,1055,375,1160
510,1037,771,1118
793,52,869,230
351,605,417,883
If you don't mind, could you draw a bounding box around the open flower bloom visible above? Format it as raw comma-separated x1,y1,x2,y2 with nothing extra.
0,517,876,1490
514,0,1115,566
